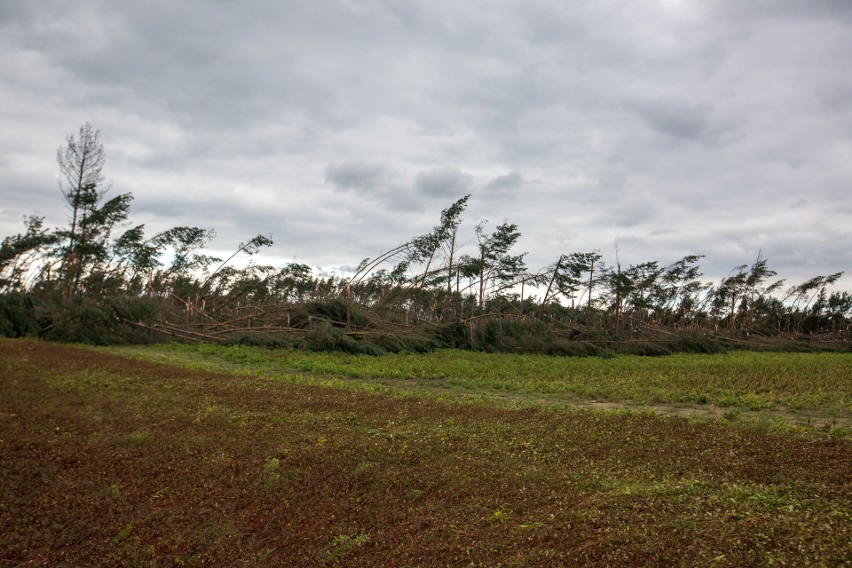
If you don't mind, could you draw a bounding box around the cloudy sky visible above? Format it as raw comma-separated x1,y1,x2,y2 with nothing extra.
2,0,850,290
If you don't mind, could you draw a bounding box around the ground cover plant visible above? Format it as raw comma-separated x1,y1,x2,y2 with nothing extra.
110,342,852,430
2,338,850,566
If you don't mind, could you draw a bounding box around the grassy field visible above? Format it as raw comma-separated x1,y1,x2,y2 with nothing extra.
110,343,852,430
2,339,851,565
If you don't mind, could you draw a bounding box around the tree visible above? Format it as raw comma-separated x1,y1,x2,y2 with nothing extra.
740,250,784,327
623,262,662,316
0,216,57,292
711,264,748,328
599,261,633,326
407,195,470,291
655,255,705,323
551,251,601,309
438,195,469,296
787,272,844,332
55,122,128,298
461,220,526,308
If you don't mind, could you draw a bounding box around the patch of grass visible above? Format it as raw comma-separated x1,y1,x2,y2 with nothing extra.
111,523,134,544
321,533,369,561
123,431,151,447
261,458,281,488
109,343,852,419
828,424,850,439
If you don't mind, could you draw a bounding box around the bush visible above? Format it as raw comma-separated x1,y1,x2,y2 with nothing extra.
41,296,158,345
229,334,293,349
470,317,553,352
0,292,40,337
668,334,728,354
436,322,472,349
617,342,673,357
303,300,369,328
298,325,386,356
545,342,612,358
372,334,440,354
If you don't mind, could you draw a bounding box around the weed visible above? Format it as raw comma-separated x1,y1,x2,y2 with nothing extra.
828,424,849,439
123,431,150,446
261,458,281,488
322,533,369,560
489,510,509,524
111,523,133,544
722,409,741,422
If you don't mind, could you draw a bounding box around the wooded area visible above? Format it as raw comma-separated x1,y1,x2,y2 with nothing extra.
1,124,849,352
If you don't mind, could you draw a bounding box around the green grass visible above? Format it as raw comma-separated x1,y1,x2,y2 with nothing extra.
108,343,852,417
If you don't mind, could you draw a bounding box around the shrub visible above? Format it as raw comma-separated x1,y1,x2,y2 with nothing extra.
229,334,293,349
618,342,673,357
0,292,40,337
668,334,728,354
546,342,611,357
372,334,439,354
303,300,369,328
298,325,386,356
41,296,158,345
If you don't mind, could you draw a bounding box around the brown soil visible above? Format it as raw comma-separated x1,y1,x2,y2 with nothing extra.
1,339,850,566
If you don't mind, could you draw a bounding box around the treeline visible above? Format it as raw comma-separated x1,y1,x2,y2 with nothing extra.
1,123,850,353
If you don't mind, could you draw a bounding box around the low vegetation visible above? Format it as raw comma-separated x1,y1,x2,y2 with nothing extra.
112,343,852,429
1,339,850,565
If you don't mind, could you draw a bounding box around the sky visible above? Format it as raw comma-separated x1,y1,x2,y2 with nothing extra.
1,0,851,292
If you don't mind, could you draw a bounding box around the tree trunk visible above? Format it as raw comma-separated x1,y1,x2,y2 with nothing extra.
587,258,595,310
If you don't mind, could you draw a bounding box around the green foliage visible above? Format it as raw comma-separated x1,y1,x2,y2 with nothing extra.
666,334,728,354
229,334,293,349
371,334,440,354
437,318,556,353
545,342,611,357
42,296,157,345
302,300,368,328
0,292,40,337
322,533,369,561
617,342,673,357
298,325,385,356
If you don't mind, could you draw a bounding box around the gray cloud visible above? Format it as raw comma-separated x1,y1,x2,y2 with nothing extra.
414,166,473,199
483,172,523,194
0,0,849,290
625,98,716,143
326,162,394,194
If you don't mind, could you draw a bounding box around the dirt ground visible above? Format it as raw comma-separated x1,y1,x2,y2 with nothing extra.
1,339,850,566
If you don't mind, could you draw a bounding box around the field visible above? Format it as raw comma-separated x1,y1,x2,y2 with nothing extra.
113,343,852,430
1,339,850,566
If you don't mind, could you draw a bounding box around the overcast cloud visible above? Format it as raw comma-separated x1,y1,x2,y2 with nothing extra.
1,0,850,289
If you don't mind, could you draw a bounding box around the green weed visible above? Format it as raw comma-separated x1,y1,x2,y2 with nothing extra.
322,533,369,560
261,458,281,488
123,431,151,447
